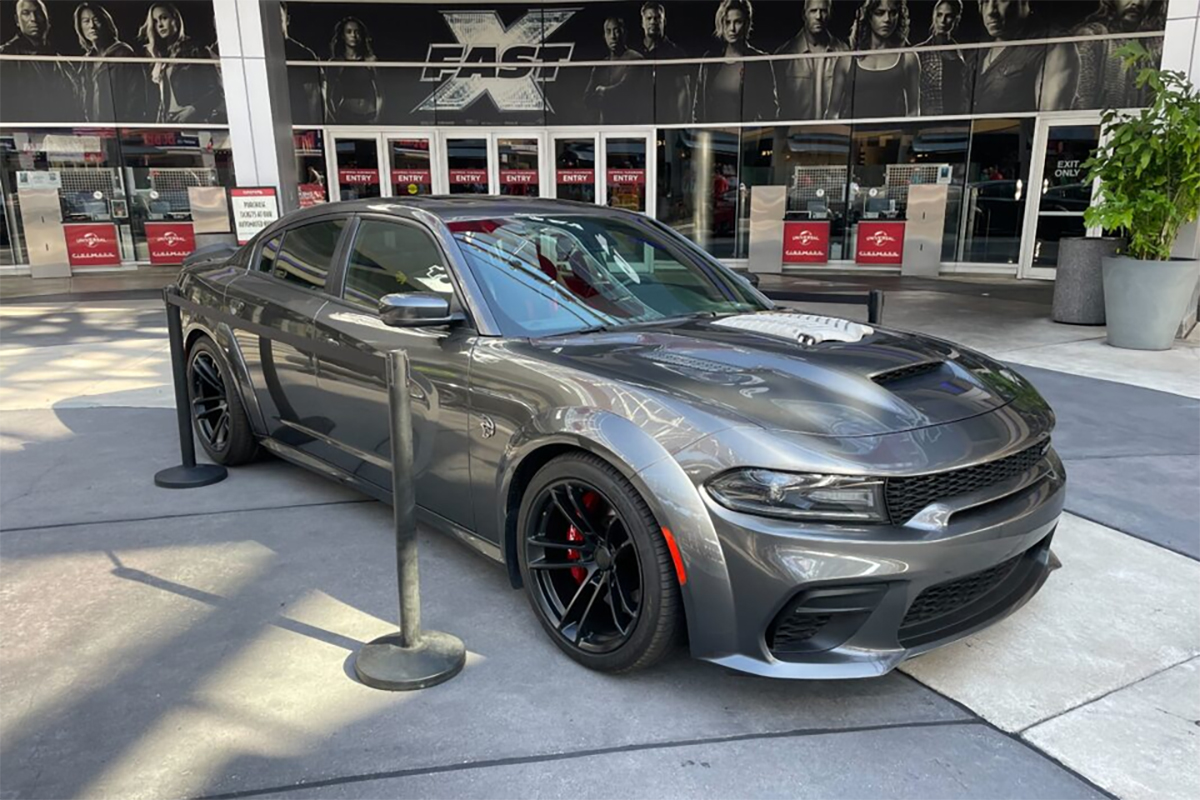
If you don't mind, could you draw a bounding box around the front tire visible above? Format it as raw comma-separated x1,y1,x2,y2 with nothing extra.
517,453,683,673
186,336,259,466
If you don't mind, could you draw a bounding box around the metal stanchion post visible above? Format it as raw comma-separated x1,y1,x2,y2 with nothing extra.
355,350,465,691
154,287,228,489
868,290,885,325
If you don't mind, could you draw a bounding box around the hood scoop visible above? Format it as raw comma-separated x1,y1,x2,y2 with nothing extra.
871,360,946,386
711,313,874,346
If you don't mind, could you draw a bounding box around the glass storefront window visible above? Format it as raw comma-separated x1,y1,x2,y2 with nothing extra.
1030,125,1100,268
389,138,433,197
605,138,646,213
333,138,382,201
959,119,1034,264
554,138,596,203
294,129,328,208
497,138,539,197
120,129,234,262
657,129,739,259
446,138,488,195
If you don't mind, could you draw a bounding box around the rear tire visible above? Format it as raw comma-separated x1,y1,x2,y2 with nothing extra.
186,336,259,466
517,452,683,673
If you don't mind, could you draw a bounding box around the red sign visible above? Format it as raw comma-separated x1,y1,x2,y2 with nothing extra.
146,222,196,265
607,169,645,186
64,223,121,267
556,169,594,184
339,168,379,185
500,169,538,185
855,221,906,265
298,183,326,208
391,169,431,185
449,169,487,185
783,221,830,264
142,131,177,147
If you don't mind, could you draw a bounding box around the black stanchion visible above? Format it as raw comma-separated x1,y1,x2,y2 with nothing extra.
154,287,228,489
355,350,465,691
868,290,885,325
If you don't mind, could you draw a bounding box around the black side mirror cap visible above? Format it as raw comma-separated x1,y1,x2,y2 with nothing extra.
378,292,456,327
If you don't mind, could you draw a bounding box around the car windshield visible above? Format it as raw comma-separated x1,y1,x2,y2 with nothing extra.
449,214,767,337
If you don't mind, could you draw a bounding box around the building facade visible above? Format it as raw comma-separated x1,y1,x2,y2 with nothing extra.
2,0,1198,276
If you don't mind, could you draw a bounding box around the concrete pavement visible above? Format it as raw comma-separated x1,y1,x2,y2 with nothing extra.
1,284,1197,799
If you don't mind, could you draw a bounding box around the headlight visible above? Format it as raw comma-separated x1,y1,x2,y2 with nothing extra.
707,470,886,522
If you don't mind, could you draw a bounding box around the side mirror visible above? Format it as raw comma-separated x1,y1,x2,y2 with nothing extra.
378,292,455,328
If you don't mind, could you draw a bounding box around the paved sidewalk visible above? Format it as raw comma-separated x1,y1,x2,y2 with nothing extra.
1,285,1197,800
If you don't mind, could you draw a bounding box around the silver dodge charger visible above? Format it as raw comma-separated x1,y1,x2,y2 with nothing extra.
178,197,1064,678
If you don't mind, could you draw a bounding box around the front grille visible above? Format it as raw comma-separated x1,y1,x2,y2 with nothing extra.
900,553,1022,630
771,613,832,650
872,360,944,385
885,441,1049,525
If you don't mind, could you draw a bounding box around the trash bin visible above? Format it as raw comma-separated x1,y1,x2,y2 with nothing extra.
1052,237,1122,325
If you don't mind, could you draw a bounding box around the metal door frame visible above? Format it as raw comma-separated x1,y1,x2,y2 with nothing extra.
1019,112,1105,280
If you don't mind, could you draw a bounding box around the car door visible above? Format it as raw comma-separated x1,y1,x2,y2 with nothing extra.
312,215,476,531
225,216,349,465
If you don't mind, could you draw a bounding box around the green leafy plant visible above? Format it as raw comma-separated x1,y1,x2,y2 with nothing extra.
1082,41,1200,261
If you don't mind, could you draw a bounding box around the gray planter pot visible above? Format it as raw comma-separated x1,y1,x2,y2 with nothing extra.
1052,237,1122,324
1101,256,1200,350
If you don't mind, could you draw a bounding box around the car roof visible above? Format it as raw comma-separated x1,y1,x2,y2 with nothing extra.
280,195,638,226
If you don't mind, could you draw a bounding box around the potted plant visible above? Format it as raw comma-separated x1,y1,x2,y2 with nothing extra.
1082,41,1200,350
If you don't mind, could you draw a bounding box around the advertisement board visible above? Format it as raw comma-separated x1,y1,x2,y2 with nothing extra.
855,221,906,266
64,223,121,267
146,222,197,265
782,221,830,265
230,187,280,245
298,183,327,208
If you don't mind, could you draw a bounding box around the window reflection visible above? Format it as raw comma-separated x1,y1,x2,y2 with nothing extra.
959,118,1033,264
657,128,740,259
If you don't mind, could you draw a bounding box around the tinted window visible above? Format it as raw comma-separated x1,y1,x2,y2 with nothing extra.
272,219,346,290
256,234,282,273
344,220,451,308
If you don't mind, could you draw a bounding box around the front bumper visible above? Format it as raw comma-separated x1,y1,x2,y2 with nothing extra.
689,450,1066,679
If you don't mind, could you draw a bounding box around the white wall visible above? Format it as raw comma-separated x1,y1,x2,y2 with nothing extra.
1166,0,1200,259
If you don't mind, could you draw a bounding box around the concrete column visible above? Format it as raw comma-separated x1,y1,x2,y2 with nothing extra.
1164,0,1199,261
214,0,299,212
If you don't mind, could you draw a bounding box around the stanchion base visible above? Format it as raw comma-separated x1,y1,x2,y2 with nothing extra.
355,631,466,691
154,463,228,489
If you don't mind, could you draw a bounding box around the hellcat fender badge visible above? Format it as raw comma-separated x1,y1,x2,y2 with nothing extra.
480,415,496,438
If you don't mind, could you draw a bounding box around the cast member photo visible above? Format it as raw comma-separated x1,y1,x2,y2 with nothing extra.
974,0,1078,113
1073,0,1164,109
0,0,81,121
326,16,381,124
775,0,851,122
141,2,222,122
694,0,778,123
73,2,150,122
918,0,970,115
831,0,921,119
640,2,691,123
281,2,325,123
584,16,643,125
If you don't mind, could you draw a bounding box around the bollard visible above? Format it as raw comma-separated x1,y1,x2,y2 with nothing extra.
354,350,466,691
867,290,885,326
154,287,228,489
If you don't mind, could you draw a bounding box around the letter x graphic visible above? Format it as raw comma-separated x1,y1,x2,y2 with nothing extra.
416,10,576,113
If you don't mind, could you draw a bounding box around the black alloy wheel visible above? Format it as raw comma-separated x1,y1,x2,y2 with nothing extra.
518,453,682,672
186,337,259,466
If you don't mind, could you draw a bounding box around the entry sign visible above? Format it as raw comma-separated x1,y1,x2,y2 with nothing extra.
230,187,280,245
146,222,196,265
64,223,121,267
855,221,906,265
782,221,830,264
500,169,538,185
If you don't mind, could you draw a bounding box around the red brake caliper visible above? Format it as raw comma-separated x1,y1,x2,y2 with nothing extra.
566,491,601,585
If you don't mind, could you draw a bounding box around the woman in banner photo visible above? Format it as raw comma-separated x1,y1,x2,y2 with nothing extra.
141,2,221,123
830,0,921,118
693,0,778,123
917,0,970,115
74,2,150,122
326,16,382,125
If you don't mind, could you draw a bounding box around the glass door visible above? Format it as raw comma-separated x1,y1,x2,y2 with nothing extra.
445,137,490,195
387,135,435,197
552,135,598,203
1020,118,1102,279
600,132,652,213
330,135,384,201
496,136,542,197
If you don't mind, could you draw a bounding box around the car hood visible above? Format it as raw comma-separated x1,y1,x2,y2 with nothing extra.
532,312,1031,437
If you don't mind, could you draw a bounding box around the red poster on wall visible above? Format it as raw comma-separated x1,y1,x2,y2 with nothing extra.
338,168,379,185
500,169,538,185
145,222,196,265
64,223,121,267
782,221,830,264
607,169,645,185
449,169,487,185
298,183,326,208
556,169,594,184
855,221,906,265
391,169,431,185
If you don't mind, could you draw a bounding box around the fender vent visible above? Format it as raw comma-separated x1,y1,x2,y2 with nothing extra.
871,360,945,385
